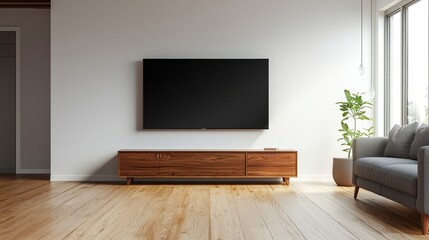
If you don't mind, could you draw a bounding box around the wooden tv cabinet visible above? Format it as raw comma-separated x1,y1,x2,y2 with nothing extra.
118,149,297,185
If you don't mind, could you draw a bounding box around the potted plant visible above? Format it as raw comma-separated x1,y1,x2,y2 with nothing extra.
333,89,374,186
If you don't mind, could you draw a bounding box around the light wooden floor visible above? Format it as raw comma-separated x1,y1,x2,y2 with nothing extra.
0,175,428,240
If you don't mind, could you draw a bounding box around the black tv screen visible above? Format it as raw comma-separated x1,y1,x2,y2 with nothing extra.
143,59,269,129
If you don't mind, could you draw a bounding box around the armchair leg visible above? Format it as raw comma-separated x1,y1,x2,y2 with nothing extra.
422,213,429,235
354,186,359,199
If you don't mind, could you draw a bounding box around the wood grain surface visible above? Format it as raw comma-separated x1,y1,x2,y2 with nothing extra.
159,152,246,176
247,152,297,176
1,175,428,239
118,150,298,181
119,152,159,176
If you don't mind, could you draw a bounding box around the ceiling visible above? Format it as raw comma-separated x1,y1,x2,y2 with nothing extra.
0,0,50,9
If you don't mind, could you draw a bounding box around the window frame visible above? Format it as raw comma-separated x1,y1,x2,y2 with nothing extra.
384,0,427,134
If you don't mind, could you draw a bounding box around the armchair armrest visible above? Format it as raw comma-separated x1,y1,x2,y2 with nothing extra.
417,146,429,214
352,137,388,184
352,137,388,160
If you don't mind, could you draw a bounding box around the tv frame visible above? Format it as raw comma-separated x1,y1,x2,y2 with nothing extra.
142,58,269,130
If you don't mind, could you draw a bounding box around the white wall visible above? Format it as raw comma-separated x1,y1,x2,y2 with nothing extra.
0,10,50,173
51,0,373,181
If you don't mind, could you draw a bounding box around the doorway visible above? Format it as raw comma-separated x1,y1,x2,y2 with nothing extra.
0,30,18,173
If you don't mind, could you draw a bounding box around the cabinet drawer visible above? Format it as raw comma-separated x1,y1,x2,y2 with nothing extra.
159,152,246,176
247,152,297,176
119,152,159,176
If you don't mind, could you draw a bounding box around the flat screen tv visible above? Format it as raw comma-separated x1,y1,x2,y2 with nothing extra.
143,59,269,129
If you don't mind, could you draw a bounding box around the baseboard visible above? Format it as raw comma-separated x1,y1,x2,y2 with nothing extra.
292,175,333,182
15,169,50,174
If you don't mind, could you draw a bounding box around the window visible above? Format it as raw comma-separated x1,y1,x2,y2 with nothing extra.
407,0,429,124
385,0,428,132
386,11,402,129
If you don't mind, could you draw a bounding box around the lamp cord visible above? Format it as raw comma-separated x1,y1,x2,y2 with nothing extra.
361,0,363,66
370,0,373,89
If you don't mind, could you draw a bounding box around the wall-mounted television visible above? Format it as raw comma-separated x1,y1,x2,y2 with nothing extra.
143,59,269,129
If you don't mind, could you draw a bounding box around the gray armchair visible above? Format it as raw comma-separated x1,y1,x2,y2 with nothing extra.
353,137,429,234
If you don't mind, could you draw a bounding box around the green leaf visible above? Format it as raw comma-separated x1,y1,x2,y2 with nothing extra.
336,89,374,155
345,90,351,101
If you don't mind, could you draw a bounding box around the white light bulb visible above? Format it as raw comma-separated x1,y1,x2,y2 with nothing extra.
358,64,365,75
367,87,375,99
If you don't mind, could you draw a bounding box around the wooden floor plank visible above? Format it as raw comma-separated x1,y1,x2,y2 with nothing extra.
64,185,174,239
337,185,426,239
130,186,179,239
355,185,421,225
0,176,49,202
312,182,424,239
0,181,76,213
244,185,306,240
210,186,246,240
0,174,48,189
293,182,388,240
62,185,139,239
270,184,359,240
230,185,273,240
0,182,87,238
3,183,121,240
149,185,191,240
179,185,210,240
0,175,428,240
334,184,428,239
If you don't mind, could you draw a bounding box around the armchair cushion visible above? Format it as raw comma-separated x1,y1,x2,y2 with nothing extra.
410,124,429,160
384,122,419,158
354,157,417,196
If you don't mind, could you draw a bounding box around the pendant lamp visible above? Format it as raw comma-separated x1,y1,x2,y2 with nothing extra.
368,0,375,99
358,0,365,75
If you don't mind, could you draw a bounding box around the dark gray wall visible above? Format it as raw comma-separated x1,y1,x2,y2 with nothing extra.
0,9,50,172
0,31,16,173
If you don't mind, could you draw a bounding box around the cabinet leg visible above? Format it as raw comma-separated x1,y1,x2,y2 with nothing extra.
126,178,133,185
282,177,290,185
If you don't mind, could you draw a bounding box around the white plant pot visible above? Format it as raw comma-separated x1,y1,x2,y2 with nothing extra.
332,157,353,186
